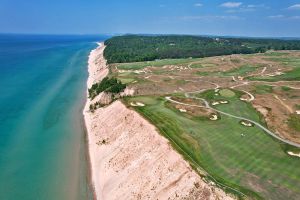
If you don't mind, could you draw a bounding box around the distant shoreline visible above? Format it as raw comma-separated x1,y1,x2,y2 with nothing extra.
83,42,108,200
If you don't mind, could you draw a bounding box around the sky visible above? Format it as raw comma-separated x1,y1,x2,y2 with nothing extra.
1,0,300,37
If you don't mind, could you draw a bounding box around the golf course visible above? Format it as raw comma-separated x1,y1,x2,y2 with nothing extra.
124,88,300,199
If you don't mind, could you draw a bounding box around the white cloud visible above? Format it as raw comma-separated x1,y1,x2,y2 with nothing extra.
220,2,243,8
267,15,300,20
268,15,285,19
289,15,300,20
194,3,203,7
226,8,254,13
288,4,300,10
225,4,268,13
247,4,256,8
247,4,266,8
181,15,242,20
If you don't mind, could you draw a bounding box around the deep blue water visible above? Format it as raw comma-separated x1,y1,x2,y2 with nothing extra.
0,34,108,200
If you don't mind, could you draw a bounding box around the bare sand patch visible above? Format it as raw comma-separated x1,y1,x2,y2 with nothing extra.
240,121,254,127
130,102,145,107
179,108,187,112
287,151,300,158
86,100,234,200
210,114,218,121
212,100,229,106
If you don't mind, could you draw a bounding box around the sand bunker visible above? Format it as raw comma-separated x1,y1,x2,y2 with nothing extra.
288,151,300,158
210,114,218,121
220,100,229,104
212,100,229,106
241,121,254,127
212,102,220,106
130,102,145,107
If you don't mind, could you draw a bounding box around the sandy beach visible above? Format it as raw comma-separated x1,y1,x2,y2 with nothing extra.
83,43,234,200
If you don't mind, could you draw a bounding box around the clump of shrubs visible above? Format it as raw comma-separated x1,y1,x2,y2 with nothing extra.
96,139,107,146
89,102,105,113
88,77,126,99
288,114,300,132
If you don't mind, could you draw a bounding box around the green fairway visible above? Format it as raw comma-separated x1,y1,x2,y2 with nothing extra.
190,63,216,68
116,58,201,70
222,65,258,76
118,77,135,84
124,94,300,200
197,65,258,77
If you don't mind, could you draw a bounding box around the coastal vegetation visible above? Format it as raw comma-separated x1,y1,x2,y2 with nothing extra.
104,35,300,63
88,77,126,99
89,102,105,113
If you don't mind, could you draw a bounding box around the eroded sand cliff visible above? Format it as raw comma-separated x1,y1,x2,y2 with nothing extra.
83,43,234,200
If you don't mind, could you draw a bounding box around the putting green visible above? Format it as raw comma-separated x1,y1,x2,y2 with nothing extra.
219,89,236,98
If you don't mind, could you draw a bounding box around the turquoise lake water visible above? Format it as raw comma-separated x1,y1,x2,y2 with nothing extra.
0,34,108,199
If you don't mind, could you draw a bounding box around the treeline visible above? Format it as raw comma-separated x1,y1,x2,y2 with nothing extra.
103,35,300,63
88,77,126,99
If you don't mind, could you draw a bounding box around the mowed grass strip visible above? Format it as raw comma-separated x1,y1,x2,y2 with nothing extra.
125,95,300,200
116,58,202,70
222,64,258,76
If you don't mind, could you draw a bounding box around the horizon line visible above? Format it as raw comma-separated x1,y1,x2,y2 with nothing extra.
1,32,300,39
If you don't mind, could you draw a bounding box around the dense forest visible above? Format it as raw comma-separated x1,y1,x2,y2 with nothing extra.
88,77,126,99
104,35,300,63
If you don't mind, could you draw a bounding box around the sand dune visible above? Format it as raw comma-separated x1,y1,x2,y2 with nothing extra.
83,43,234,200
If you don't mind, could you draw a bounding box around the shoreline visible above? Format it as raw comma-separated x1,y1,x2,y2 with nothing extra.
83,43,234,200
83,42,108,200
81,105,96,200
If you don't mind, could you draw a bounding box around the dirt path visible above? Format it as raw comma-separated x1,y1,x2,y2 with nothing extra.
273,95,293,113
230,81,249,89
241,90,255,101
261,66,267,74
